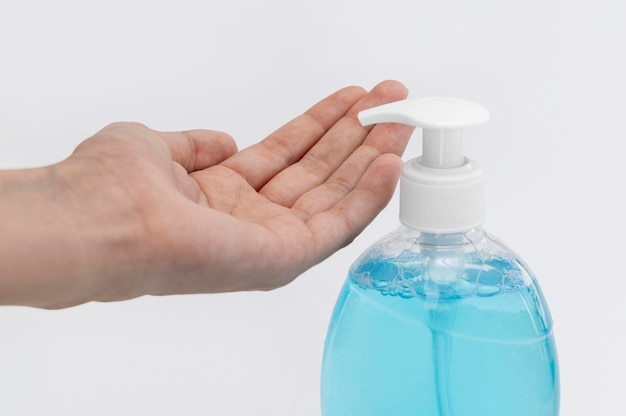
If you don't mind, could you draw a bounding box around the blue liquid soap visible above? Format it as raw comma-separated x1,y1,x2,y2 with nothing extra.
321,228,559,416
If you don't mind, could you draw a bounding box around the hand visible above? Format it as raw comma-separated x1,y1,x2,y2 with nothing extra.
0,80,414,309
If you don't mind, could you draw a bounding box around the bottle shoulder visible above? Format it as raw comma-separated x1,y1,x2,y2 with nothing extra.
350,227,542,300
344,227,554,337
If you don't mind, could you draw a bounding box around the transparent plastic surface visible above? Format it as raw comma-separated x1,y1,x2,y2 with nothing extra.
321,227,559,416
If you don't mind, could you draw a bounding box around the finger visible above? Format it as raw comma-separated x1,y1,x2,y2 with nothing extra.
260,80,411,207
220,85,368,190
304,153,404,261
160,129,238,173
288,129,406,217
294,121,414,215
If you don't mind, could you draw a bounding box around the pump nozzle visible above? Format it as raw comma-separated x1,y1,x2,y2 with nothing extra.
358,97,490,233
358,97,489,168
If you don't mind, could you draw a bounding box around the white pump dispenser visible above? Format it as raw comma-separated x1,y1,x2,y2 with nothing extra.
358,97,490,233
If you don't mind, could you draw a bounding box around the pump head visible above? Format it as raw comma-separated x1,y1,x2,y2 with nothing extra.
358,97,490,233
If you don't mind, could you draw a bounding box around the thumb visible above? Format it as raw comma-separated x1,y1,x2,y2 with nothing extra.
159,129,238,172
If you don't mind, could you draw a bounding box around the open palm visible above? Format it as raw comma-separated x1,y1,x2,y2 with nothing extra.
13,81,413,308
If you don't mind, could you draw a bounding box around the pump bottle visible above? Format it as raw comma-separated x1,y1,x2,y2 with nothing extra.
321,97,559,415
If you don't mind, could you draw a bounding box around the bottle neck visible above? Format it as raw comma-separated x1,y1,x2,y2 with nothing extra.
416,227,486,247
416,228,486,284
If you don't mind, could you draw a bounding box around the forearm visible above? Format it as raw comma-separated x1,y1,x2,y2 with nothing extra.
0,165,85,307
0,163,143,309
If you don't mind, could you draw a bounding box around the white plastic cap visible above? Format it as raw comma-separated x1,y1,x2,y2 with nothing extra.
359,97,490,233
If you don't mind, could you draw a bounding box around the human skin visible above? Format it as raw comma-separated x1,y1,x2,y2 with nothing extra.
0,80,414,309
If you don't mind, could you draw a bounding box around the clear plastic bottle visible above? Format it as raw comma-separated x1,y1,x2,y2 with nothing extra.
321,227,559,415
321,98,559,415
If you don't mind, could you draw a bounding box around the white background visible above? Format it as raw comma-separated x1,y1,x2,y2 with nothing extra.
1,0,624,414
